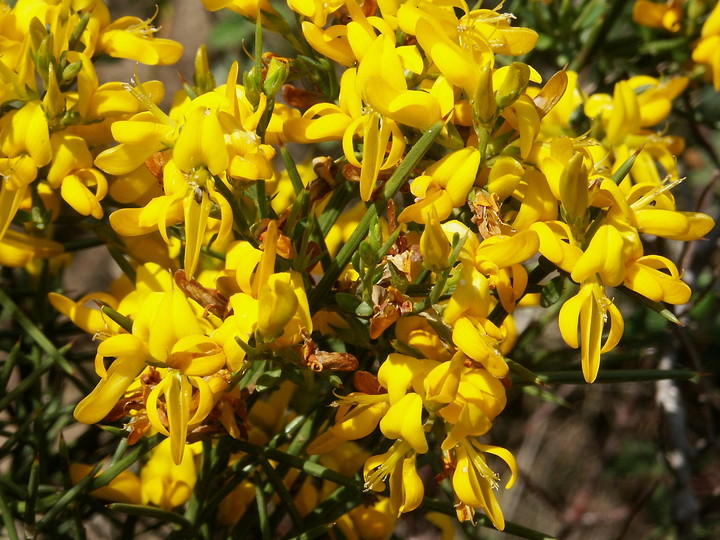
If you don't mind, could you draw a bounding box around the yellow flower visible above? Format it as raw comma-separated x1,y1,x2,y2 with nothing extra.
356,35,454,130
97,12,183,65
287,67,406,202
379,392,428,454
140,439,202,510
693,2,720,90
94,110,176,177
213,222,312,368
69,464,142,504
0,230,63,267
451,317,508,378
146,367,217,464
409,5,537,99
398,147,481,224
47,133,108,219
288,0,346,26
451,439,517,530
71,266,231,464
300,0,388,65
420,206,452,272
204,0,277,20
364,440,424,516
0,101,51,241
583,76,688,187
437,365,508,450
73,334,151,425
623,255,692,304
307,393,390,454
342,497,397,540
558,281,624,383
423,350,465,406
571,223,637,287
395,316,453,363
632,0,683,32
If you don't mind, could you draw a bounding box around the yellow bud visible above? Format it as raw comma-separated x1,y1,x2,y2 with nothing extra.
35,33,54,88
193,45,216,94
495,62,531,109
28,18,47,56
559,153,588,222
472,63,496,125
420,206,452,272
42,64,65,119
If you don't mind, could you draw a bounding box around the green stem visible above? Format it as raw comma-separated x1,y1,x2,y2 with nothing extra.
0,486,20,540
280,145,305,196
519,369,700,386
0,288,75,377
228,439,362,490
309,119,446,309
422,497,557,539
568,0,631,71
213,176,257,247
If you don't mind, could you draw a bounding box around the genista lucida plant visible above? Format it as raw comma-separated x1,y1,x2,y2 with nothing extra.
1,0,718,538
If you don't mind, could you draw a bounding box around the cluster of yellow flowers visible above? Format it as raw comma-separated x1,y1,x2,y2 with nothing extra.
2,0,715,534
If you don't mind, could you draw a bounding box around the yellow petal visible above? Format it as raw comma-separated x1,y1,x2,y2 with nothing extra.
380,393,428,454
378,353,422,404
395,453,424,515
452,318,508,378
475,230,540,268
256,274,299,340
174,107,229,175
424,351,464,404
571,224,626,287
635,209,714,241
165,371,192,465
167,335,225,375
74,350,147,424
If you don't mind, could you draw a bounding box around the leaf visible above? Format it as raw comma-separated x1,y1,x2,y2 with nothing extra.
611,146,643,185
540,276,565,307
335,293,361,313
99,303,134,333
255,368,284,392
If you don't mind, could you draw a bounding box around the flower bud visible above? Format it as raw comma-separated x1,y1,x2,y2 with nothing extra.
43,64,66,119
34,33,54,88
420,206,452,272
193,45,216,94
28,17,47,55
243,67,262,109
61,60,83,83
472,63,496,125
495,62,531,110
559,152,588,223
262,56,290,100
68,12,91,52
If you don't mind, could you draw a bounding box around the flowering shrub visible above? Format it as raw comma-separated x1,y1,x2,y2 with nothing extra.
1,0,718,538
